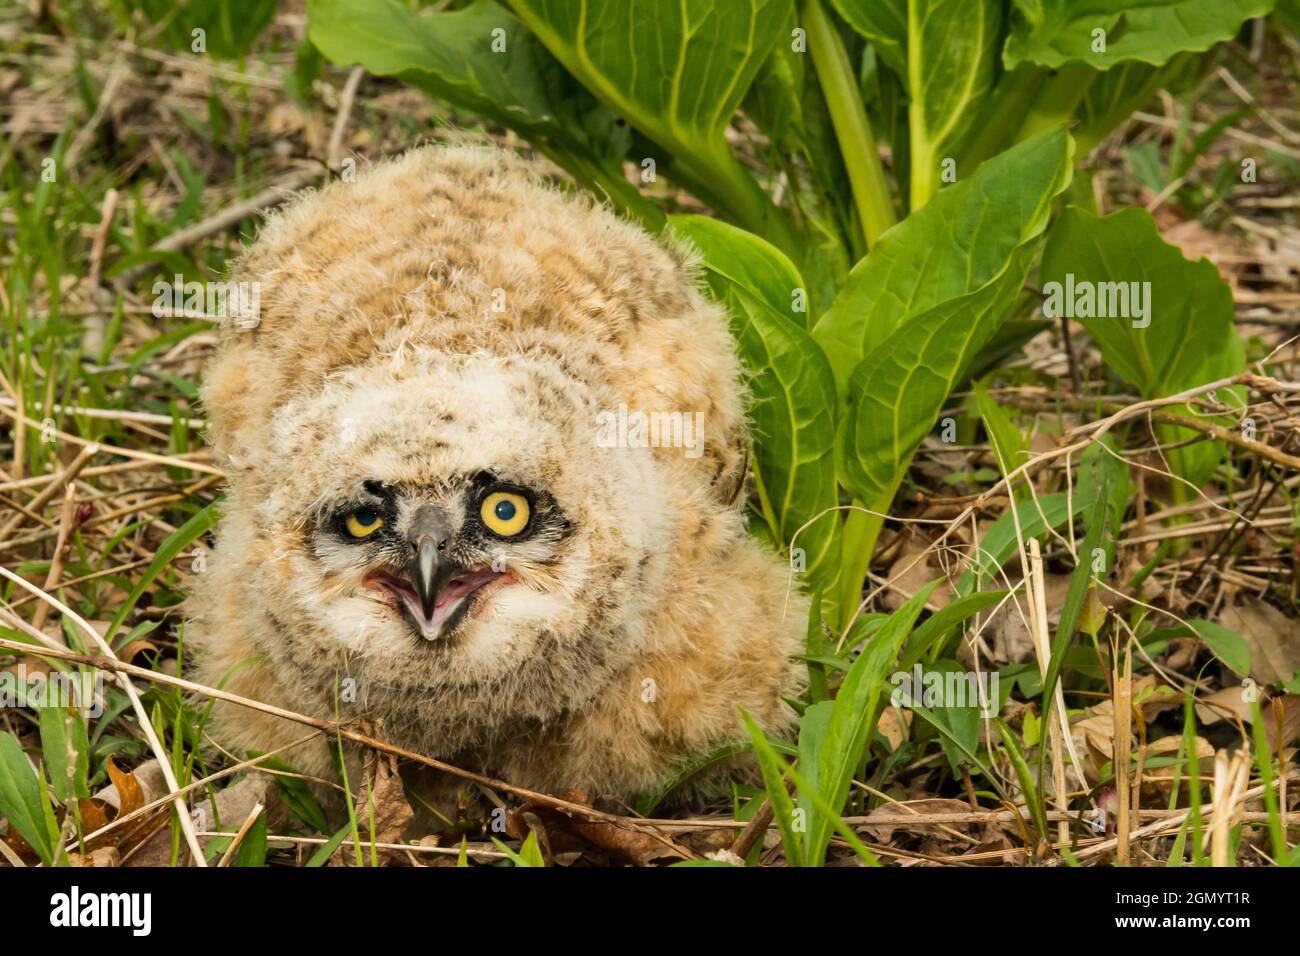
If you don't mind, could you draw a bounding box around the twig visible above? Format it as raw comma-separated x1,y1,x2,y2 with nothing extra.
327,67,364,171
1114,641,1132,867
0,404,221,476
0,635,682,842
31,484,78,632
217,802,265,867
0,442,98,540
195,830,508,861
1073,771,1299,862
0,570,208,865
116,167,320,283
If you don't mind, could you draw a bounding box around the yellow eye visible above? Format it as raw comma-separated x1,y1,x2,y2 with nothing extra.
480,491,530,537
344,509,384,538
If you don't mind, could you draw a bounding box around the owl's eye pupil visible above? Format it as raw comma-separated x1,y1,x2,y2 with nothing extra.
493,500,516,522
354,510,378,526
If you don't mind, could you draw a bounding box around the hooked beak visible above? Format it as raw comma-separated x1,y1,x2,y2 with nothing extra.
372,503,506,641
408,535,454,620
406,505,457,621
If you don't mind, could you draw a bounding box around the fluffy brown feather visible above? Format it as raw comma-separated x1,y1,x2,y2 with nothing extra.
189,144,805,804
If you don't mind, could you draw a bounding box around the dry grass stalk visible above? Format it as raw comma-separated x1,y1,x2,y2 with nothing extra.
1114,642,1133,866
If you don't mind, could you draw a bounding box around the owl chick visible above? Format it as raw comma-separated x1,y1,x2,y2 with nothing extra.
189,144,805,805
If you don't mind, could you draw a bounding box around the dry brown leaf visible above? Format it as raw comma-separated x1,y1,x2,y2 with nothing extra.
882,538,950,613
1218,603,1300,686
361,750,415,848
105,758,145,817
1142,735,1215,800
1155,213,1245,291
876,705,913,752
507,790,689,866
114,639,159,665
1071,676,1183,782
75,797,111,837
861,798,973,843
68,847,120,867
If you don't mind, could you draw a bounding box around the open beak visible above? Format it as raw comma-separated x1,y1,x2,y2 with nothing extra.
408,535,455,621
406,504,458,623
368,504,503,641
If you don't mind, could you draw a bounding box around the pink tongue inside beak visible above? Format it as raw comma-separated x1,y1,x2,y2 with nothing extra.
431,567,501,624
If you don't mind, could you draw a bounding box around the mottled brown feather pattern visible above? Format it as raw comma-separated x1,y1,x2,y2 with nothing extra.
189,144,805,805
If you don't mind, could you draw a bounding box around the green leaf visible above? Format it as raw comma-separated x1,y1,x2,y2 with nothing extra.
139,0,277,60
1004,0,1275,72
897,588,1009,670
831,0,908,79
39,706,91,804
253,754,330,833
813,128,1073,395
670,216,841,605
0,733,58,864
1034,451,1117,793
305,823,351,867
800,579,939,865
997,719,1049,844
632,742,750,817
906,0,1002,207
1188,619,1252,677
507,0,798,254
830,127,1076,511
912,659,986,769
307,0,659,229
1075,53,1211,152
1040,206,1245,484
493,830,546,867
107,501,220,642
745,4,807,146
805,587,830,703
835,245,1030,510
234,810,269,867
955,484,1102,598
972,379,1030,500
742,710,806,866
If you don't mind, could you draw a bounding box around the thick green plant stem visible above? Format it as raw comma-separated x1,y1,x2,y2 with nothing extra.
538,145,666,234
803,0,897,247
837,505,877,632
1065,165,1100,214
676,150,805,262
957,65,1043,174
836,486,895,633
1014,63,1098,143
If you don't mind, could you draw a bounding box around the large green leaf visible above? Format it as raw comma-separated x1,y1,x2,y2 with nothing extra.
812,128,1074,395
307,0,658,227
507,0,799,254
1040,206,1245,484
670,216,841,605
835,254,1032,510
831,0,908,78
906,0,1002,208
1004,0,1275,71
